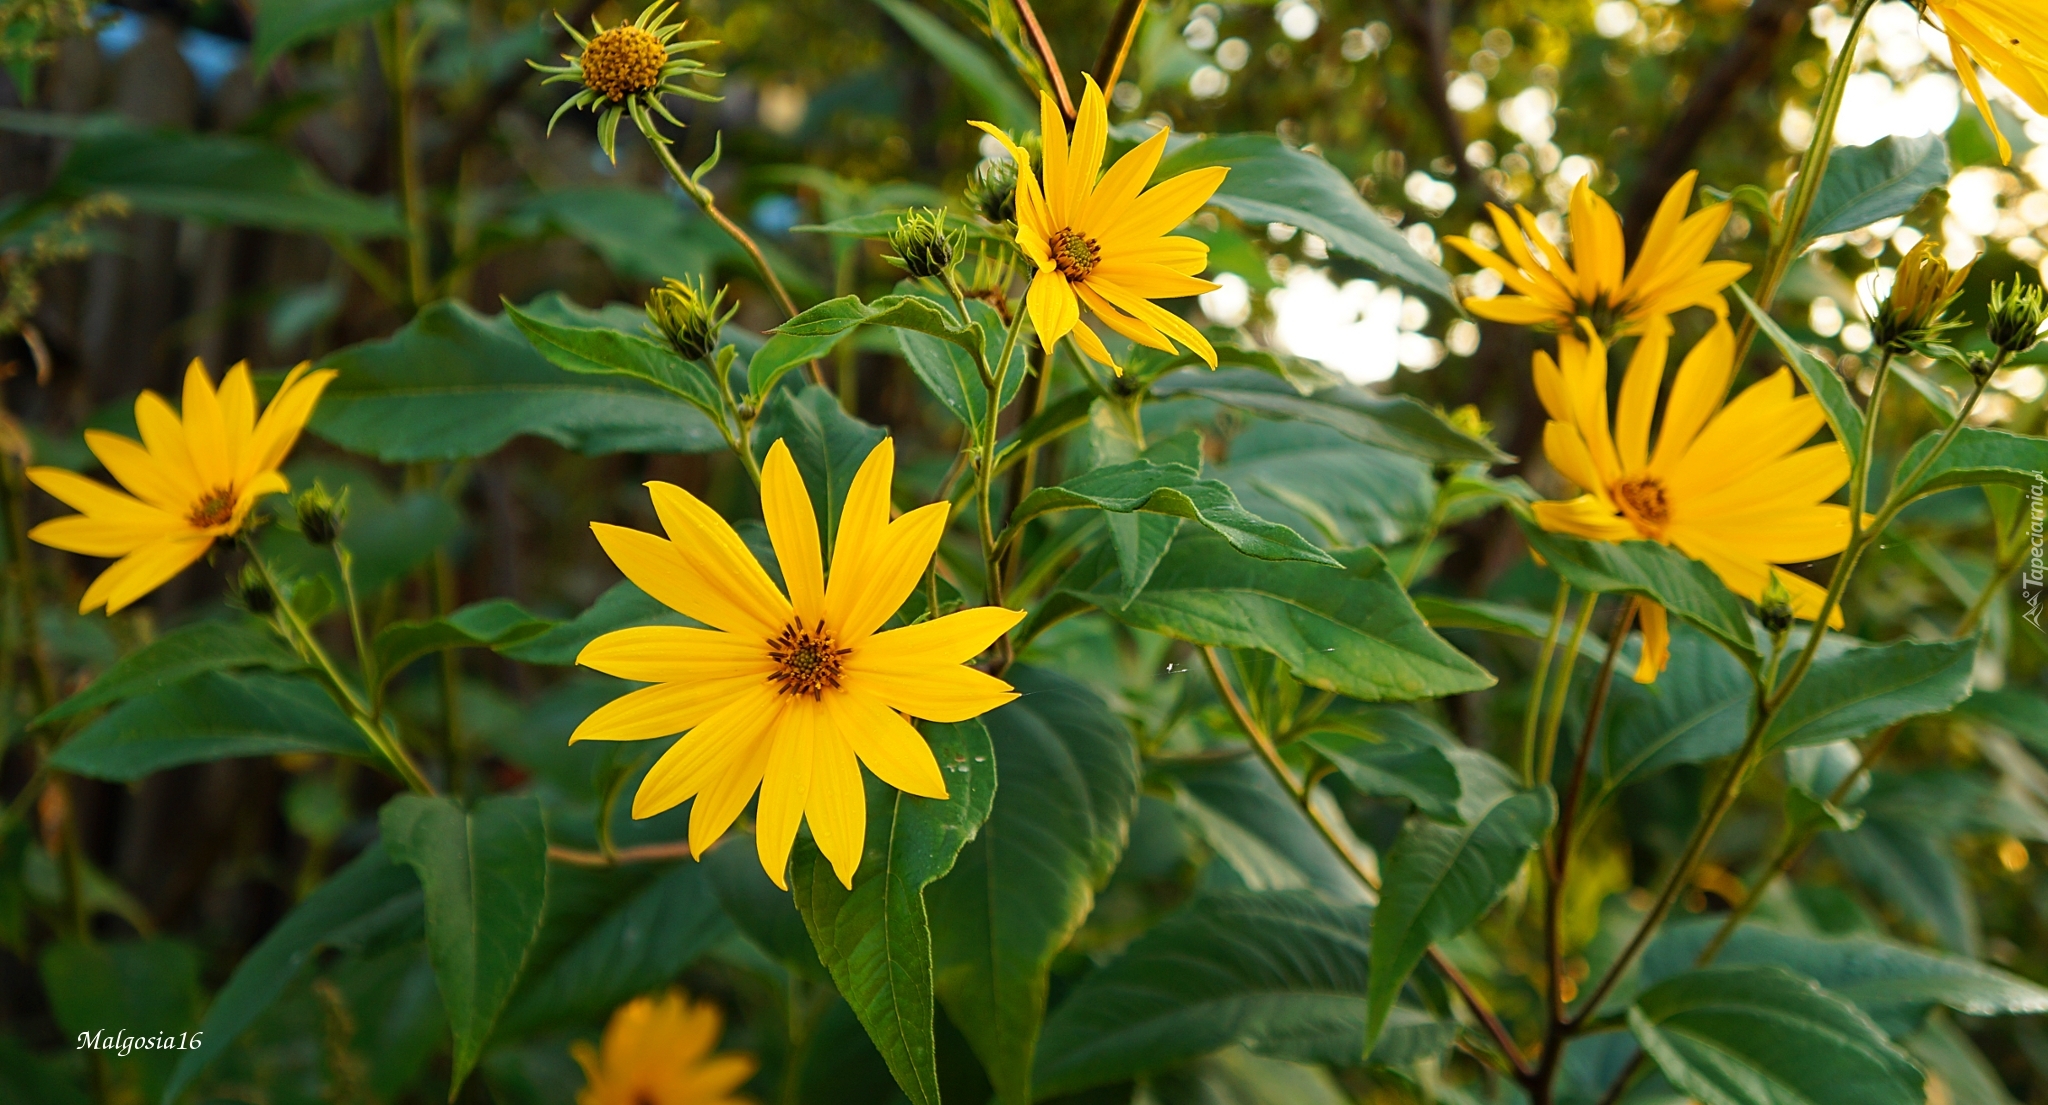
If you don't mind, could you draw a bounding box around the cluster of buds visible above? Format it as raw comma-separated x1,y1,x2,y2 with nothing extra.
885,208,964,280
646,276,737,362
1870,239,1973,355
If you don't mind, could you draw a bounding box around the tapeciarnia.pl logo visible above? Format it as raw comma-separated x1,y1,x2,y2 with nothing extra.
2025,472,2045,632
75,1029,203,1056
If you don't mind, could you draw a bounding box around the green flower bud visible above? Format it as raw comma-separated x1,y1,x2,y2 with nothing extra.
1759,572,1795,636
885,208,963,280
1988,280,2047,358
1871,239,1973,354
237,564,276,615
966,158,1018,224
1966,352,1997,384
645,277,737,362
293,483,346,546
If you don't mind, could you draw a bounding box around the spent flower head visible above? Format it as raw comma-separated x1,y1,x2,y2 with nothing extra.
1871,238,1973,355
1988,279,2048,358
530,2,721,163
885,208,963,280
645,277,736,362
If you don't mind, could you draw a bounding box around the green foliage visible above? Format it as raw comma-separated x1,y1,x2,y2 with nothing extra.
1801,135,1952,244
33,620,304,726
49,672,373,781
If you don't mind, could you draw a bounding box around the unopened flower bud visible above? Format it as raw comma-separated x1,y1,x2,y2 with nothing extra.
885,208,962,280
1966,353,1997,384
1872,239,1973,353
1988,280,2047,358
293,483,345,546
1446,404,1492,442
966,158,1018,224
237,564,276,615
1759,572,1794,636
645,277,736,362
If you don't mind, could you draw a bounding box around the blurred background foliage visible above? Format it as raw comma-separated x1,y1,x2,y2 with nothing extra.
2,0,2048,1102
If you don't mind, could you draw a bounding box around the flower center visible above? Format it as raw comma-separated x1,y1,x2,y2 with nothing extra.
1611,473,1671,538
1049,228,1100,280
187,485,237,530
768,618,848,699
579,25,666,101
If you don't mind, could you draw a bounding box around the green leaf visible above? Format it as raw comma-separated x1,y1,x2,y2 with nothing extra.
1646,920,2048,1037
1031,890,1450,1096
41,939,202,1104
1302,724,1463,824
503,581,699,666
1954,689,2048,759
162,845,422,1104
313,299,726,462
0,1035,88,1105
870,0,1035,133
1164,755,1377,900
1211,422,1437,549
790,720,997,1105
1520,524,1761,668
1366,754,1553,1050
34,620,303,726
1764,637,1977,750
1152,369,1506,464
1412,595,1608,662
927,667,1142,1105
49,672,373,782
1056,534,1495,701
1893,427,2048,503
503,298,726,419
1627,966,1923,1105
894,292,1027,432
1155,134,1454,304
374,600,556,691
253,0,401,69
751,385,889,551
1583,624,1753,796
380,794,550,1097
706,832,829,980
749,329,846,399
1736,286,1865,462
1802,134,1951,242
1007,459,1338,570
49,128,403,237
1825,811,1979,954
496,860,731,1038
774,293,984,361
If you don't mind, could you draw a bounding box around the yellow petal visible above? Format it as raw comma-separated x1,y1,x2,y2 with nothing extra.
967,121,1051,235
762,440,826,621
180,360,232,491
823,436,896,620
804,726,867,888
217,361,257,467
648,481,796,631
1614,318,1671,473
88,534,213,614
1108,166,1229,245
133,389,197,489
1542,421,1612,505
682,704,779,851
829,502,949,646
1676,504,1852,564
27,467,168,525
1951,32,2014,164
570,673,766,742
1680,443,1849,521
842,660,1019,723
1620,172,1698,302
1066,75,1109,208
1073,282,1173,353
1028,268,1081,349
626,685,780,819
27,514,174,558
1532,350,1570,423
1088,279,1218,366
855,606,1026,669
1067,320,1119,370
1648,321,1735,472
590,522,779,637
1467,296,1569,328
246,364,337,478
1039,88,1072,227
1632,602,1670,684
84,430,192,512
1079,122,1169,229
575,625,773,684
824,690,948,799
1531,495,1637,543
755,697,817,888
1669,528,1842,629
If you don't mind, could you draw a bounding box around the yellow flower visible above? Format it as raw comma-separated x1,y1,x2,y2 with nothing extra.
573,437,1024,888
27,359,335,614
971,75,1227,372
1530,322,1850,682
1928,0,2048,164
1445,172,1750,339
573,989,756,1105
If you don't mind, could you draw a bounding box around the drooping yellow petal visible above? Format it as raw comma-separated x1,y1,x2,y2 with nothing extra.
1067,320,1118,369
1632,602,1670,684
1542,421,1612,506
761,440,826,621
1028,267,1081,348
1949,29,2014,163
1531,495,1638,543
682,703,780,851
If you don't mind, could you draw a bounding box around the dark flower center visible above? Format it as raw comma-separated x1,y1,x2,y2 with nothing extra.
1612,474,1671,536
187,486,237,530
768,618,848,698
1049,228,1100,280
580,25,666,101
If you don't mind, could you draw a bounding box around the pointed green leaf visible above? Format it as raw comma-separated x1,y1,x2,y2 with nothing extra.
1006,459,1338,568
1894,427,2048,503
791,720,997,1105
928,668,1141,1105
51,128,403,237
1520,523,1761,668
1164,755,1377,899
1801,134,1951,242
773,293,984,361
380,794,550,1098
1583,624,1753,796
894,292,1027,432
1628,966,1923,1105
503,297,726,418
1302,724,1464,824
1736,286,1866,465
373,600,556,691
1152,369,1506,464
749,329,848,399
1764,637,1977,749
253,0,402,69
35,620,303,726
49,672,373,782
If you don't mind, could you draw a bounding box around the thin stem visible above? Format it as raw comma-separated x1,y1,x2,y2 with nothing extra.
384,5,432,309
1847,348,1897,548
335,545,378,713
1011,0,1075,119
1521,580,1573,787
1546,599,1636,1022
546,840,693,867
1200,646,1534,1079
1092,0,1147,92
1400,493,1448,587
1536,596,1598,786
1731,0,1880,362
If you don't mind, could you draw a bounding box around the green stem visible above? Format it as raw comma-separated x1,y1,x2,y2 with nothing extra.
1521,580,1573,787
383,4,431,310
335,544,378,713
1731,0,1880,362
1536,596,1598,786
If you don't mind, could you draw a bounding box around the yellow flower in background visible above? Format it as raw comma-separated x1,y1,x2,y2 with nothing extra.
573,989,756,1105
1531,322,1851,682
28,359,335,614
573,437,1024,888
972,75,1227,372
1928,0,2048,164
1445,172,1750,339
